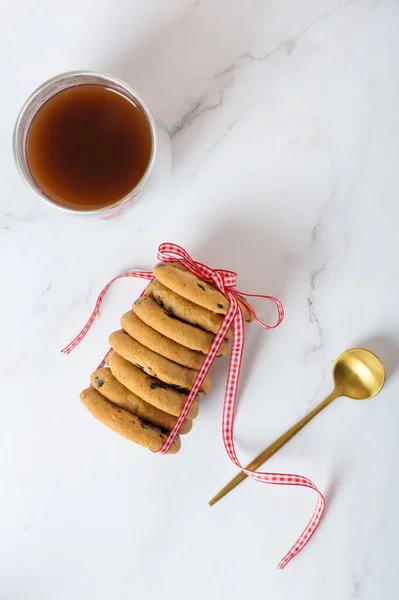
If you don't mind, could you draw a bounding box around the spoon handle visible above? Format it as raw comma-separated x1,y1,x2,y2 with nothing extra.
209,390,339,506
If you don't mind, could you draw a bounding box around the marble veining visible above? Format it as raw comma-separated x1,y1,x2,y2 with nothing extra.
1,0,399,599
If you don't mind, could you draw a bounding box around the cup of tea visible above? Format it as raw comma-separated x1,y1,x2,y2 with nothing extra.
13,71,170,217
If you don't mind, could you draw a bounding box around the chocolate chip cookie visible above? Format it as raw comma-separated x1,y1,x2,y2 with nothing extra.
90,368,192,434
132,296,230,355
146,279,233,338
120,310,204,370
80,387,181,454
109,330,212,393
106,351,200,419
153,262,254,322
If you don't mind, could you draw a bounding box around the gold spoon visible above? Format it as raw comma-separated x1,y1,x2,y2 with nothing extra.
209,348,385,506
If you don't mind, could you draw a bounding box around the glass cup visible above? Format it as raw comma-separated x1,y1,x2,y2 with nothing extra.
13,71,171,218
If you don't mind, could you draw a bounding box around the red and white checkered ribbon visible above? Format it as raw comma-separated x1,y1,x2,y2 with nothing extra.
62,242,325,569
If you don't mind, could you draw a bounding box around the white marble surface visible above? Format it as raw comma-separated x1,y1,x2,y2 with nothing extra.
1,0,399,598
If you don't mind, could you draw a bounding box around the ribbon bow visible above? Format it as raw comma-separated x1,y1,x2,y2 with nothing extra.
159,243,238,287
62,243,324,570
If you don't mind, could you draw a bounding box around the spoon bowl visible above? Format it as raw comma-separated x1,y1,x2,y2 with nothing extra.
333,348,386,400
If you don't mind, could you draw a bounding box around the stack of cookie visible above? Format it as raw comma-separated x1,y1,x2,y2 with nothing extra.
80,262,253,454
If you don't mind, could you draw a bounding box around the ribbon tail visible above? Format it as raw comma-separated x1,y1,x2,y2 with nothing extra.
277,488,325,569
221,302,324,569
61,270,153,354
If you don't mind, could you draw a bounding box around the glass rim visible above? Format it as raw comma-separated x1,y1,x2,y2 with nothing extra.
13,70,158,216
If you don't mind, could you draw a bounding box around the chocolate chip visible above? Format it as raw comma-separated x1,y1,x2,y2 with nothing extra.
197,283,206,291
166,305,175,316
94,376,104,388
160,427,169,435
150,381,167,390
217,303,224,309
140,421,155,430
147,365,152,370
134,298,143,305
134,363,144,370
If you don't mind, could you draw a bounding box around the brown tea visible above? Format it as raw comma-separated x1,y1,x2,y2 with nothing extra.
26,84,153,210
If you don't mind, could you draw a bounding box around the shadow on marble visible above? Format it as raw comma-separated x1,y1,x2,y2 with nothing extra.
323,471,341,514
187,217,293,402
356,335,399,381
